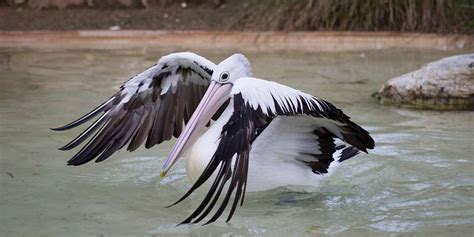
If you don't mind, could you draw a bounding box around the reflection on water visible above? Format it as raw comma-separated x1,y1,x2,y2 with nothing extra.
1,46,473,236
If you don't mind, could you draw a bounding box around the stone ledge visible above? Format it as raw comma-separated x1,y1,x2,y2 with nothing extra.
0,30,472,52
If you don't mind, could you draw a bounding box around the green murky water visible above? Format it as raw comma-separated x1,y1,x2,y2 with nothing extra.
1,46,473,236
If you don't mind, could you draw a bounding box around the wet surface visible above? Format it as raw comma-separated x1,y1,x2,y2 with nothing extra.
1,46,473,236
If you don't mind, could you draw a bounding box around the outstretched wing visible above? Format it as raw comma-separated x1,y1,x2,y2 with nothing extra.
53,52,220,166
172,77,375,224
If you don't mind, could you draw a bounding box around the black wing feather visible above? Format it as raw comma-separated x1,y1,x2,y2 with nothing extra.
51,97,114,131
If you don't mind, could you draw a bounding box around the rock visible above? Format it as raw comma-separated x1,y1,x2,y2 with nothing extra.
375,54,474,110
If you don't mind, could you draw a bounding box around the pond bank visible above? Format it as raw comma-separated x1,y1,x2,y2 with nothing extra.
1,31,472,52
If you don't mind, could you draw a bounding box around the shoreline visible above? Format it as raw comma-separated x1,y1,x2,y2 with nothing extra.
0,30,472,52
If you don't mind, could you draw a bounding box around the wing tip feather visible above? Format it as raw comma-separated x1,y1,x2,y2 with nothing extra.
51,127,65,131
58,146,70,151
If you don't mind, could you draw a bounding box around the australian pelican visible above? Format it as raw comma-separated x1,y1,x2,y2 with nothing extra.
53,52,375,224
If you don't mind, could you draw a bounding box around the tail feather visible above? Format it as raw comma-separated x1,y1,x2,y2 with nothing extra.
322,145,361,177
337,145,360,162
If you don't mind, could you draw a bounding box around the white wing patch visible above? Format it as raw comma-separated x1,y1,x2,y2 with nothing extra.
231,77,323,115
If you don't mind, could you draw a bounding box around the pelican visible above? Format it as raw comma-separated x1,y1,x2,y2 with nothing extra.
53,52,375,224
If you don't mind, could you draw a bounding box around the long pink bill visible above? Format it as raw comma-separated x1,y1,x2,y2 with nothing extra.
160,81,232,177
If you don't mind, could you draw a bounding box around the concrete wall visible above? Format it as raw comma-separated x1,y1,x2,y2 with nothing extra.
1,31,472,52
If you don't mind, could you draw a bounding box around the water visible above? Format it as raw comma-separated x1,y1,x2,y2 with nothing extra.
1,46,473,236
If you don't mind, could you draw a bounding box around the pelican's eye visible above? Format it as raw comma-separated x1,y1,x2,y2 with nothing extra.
219,71,230,82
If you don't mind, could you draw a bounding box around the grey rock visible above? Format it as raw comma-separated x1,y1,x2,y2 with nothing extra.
375,54,474,110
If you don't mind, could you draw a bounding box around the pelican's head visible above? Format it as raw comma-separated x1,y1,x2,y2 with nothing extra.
211,54,252,84
160,54,252,177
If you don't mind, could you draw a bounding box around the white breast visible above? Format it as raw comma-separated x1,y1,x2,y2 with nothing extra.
186,105,233,183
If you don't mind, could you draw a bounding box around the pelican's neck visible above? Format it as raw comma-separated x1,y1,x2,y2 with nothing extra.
186,101,234,182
